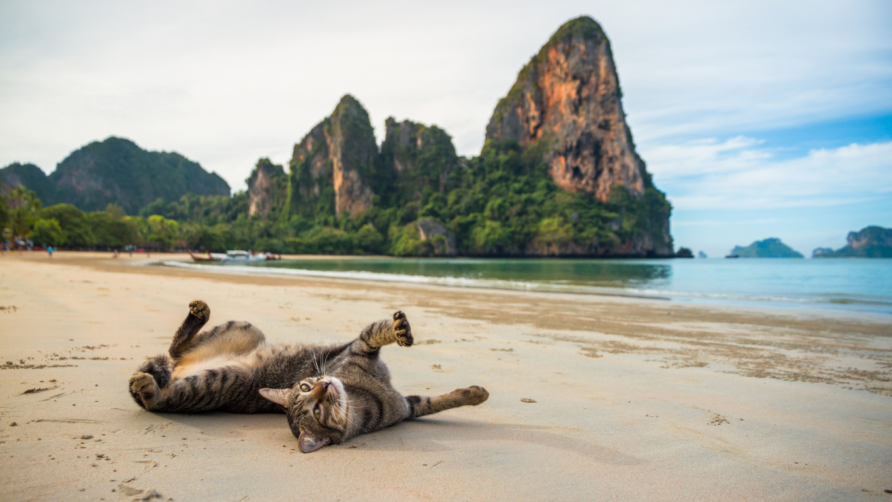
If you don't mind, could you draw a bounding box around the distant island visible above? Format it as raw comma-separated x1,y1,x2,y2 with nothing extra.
813,226,892,258
730,238,803,258
0,16,676,258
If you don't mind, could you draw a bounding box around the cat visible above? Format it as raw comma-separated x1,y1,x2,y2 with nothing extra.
128,300,489,453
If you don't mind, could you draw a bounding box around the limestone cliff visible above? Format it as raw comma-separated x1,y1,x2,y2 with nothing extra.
287,95,376,218
814,226,892,258
246,158,286,218
486,16,645,202
483,16,673,257
378,118,458,204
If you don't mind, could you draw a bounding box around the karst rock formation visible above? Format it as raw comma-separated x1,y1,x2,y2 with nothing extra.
486,16,645,203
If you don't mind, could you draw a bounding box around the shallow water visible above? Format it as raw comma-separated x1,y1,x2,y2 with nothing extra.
164,257,892,316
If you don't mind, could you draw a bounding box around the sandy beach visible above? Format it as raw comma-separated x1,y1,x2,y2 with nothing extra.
1,251,890,501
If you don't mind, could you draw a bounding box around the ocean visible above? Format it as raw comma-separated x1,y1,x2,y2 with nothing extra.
163,257,892,317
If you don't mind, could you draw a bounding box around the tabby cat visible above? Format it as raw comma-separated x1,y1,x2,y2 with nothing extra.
128,300,489,453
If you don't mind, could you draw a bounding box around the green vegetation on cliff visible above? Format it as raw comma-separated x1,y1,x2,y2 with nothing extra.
2,137,671,257
0,137,230,215
0,163,56,202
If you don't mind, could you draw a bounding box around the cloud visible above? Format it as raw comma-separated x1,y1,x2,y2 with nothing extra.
646,139,892,209
0,0,890,192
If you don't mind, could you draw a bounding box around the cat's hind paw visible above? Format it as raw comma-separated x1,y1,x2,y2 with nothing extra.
393,311,413,347
188,300,210,323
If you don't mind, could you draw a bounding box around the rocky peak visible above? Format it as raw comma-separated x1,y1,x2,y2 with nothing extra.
246,158,286,218
0,163,54,200
2,137,229,214
847,226,892,249
288,95,376,218
380,118,458,201
485,16,645,202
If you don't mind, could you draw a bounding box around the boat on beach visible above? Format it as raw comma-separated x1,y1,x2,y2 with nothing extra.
189,250,279,263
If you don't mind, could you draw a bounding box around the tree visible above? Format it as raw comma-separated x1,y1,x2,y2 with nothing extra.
31,218,64,246
40,204,95,248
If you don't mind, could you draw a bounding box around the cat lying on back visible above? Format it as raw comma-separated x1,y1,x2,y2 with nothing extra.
129,300,489,453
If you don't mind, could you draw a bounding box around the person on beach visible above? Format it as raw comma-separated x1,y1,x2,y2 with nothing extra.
47,246,53,258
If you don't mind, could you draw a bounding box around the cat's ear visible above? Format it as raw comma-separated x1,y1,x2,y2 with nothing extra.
259,388,290,406
298,431,330,453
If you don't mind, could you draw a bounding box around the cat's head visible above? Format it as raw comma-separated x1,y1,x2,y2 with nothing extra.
259,376,349,453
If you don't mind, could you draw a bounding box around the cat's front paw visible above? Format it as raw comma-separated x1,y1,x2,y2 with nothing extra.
129,372,159,400
393,311,413,347
463,386,489,405
188,300,210,322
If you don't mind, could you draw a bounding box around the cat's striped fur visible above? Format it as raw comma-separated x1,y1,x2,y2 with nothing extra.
129,300,489,452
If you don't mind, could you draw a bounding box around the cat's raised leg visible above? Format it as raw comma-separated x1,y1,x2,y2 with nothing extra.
405,386,489,419
169,300,211,359
350,311,413,355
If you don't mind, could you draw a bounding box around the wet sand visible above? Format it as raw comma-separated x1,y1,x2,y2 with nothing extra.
1,252,890,501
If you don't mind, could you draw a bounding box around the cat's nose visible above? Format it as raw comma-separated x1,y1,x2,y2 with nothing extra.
318,381,330,390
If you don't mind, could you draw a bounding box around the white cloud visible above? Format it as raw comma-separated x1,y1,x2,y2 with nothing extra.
646,139,892,209
0,0,890,192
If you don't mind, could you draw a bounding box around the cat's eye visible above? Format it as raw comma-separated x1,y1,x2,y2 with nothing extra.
300,383,310,392
313,407,321,418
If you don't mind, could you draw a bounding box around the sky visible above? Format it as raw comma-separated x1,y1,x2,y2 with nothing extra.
1,0,890,257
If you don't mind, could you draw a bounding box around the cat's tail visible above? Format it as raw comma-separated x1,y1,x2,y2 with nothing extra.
405,386,489,419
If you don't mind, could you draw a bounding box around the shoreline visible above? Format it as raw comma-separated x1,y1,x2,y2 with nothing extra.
171,253,892,321
1,252,890,500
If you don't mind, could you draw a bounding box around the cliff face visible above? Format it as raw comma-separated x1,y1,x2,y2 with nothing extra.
378,118,458,204
847,226,892,250
814,226,892,258
246,158,286,218
486,16,645,202
481,16,672,257
288,95,376,218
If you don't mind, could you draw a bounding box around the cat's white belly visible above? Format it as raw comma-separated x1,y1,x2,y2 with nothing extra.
172,351,259,380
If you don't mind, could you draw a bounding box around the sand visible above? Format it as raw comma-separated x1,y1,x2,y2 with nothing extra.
1,251,890,501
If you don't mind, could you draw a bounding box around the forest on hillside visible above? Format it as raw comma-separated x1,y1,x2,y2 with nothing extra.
1,140,671,256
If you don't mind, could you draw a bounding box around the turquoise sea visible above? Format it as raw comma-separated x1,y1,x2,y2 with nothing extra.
165,258,892,317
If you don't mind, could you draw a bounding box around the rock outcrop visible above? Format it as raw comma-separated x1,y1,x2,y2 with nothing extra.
379,118,458,203
247,158,286,218
288,95,376,218
416,219,456,255
814,226,892,258
485,16,645,202
1,138,230,214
